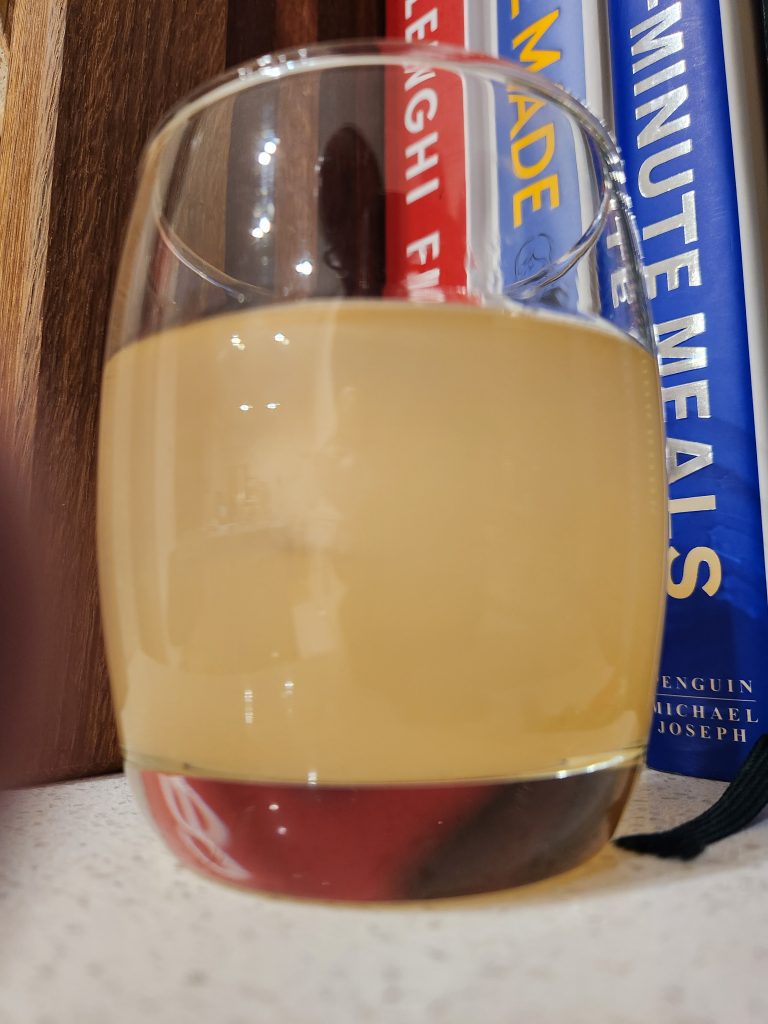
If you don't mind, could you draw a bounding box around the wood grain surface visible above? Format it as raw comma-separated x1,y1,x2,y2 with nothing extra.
0,2,13,34
0,0,383,784
0,0,227,783
225,0,385,293
227,0,384,65
0,9,9,137
0,0,65,485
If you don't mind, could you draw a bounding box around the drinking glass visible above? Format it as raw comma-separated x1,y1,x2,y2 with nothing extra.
97,41,667,901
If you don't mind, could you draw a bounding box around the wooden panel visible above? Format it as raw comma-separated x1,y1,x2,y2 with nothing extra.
0,4,10,136
227,0,277,65
224,0,385,291
0,2,13,33
227,0,384,64
0,0,228,784
1,0,383,786
0,0,65,481
317,0,384,41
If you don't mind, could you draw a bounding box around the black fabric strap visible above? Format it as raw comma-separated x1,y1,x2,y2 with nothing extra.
615,734,768,860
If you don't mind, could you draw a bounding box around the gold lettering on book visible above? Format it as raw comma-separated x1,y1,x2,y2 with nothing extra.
507,6,562,229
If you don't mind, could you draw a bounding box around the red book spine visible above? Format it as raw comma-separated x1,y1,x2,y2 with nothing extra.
384,2,469,298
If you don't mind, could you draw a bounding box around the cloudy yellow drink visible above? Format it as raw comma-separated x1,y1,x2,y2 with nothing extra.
98,300,666,897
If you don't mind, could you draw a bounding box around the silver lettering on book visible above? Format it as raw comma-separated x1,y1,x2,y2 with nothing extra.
630,1,683,73
634,58,686,96
628,1,720,596
399,4,442,277
653,680,758,741
642,190,698,245
660,676,754,694
636,85,690,146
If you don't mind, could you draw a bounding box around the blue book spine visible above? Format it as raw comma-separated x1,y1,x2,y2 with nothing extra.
494,3,589,307
609,0,768,780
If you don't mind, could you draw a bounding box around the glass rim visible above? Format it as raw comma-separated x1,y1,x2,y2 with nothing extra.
137,38,635,311
148,37,622,173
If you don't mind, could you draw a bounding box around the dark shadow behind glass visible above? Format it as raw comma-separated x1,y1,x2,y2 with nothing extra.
0,454,40,819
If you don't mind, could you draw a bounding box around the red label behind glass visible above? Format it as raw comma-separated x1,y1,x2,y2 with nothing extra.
385,2,469,297
140,771,489,900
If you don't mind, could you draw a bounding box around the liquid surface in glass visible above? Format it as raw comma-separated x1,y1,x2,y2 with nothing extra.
98,299,666,899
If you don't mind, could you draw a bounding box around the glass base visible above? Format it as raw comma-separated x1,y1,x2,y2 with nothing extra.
129,763,637,901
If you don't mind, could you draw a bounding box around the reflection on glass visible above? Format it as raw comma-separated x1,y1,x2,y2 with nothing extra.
98,42,665,902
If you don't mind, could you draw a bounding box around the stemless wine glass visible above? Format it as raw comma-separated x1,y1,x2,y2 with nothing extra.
97,41,667,901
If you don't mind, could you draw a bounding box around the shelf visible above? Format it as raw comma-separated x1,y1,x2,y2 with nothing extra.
1,768,765,1022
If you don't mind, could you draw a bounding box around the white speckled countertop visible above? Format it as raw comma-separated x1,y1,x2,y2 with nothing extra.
0,770,765,1024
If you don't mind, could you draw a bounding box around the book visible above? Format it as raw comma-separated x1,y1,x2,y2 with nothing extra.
388,2,768,781
384,1,469,299
385,1,610,303
608,0,768,780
